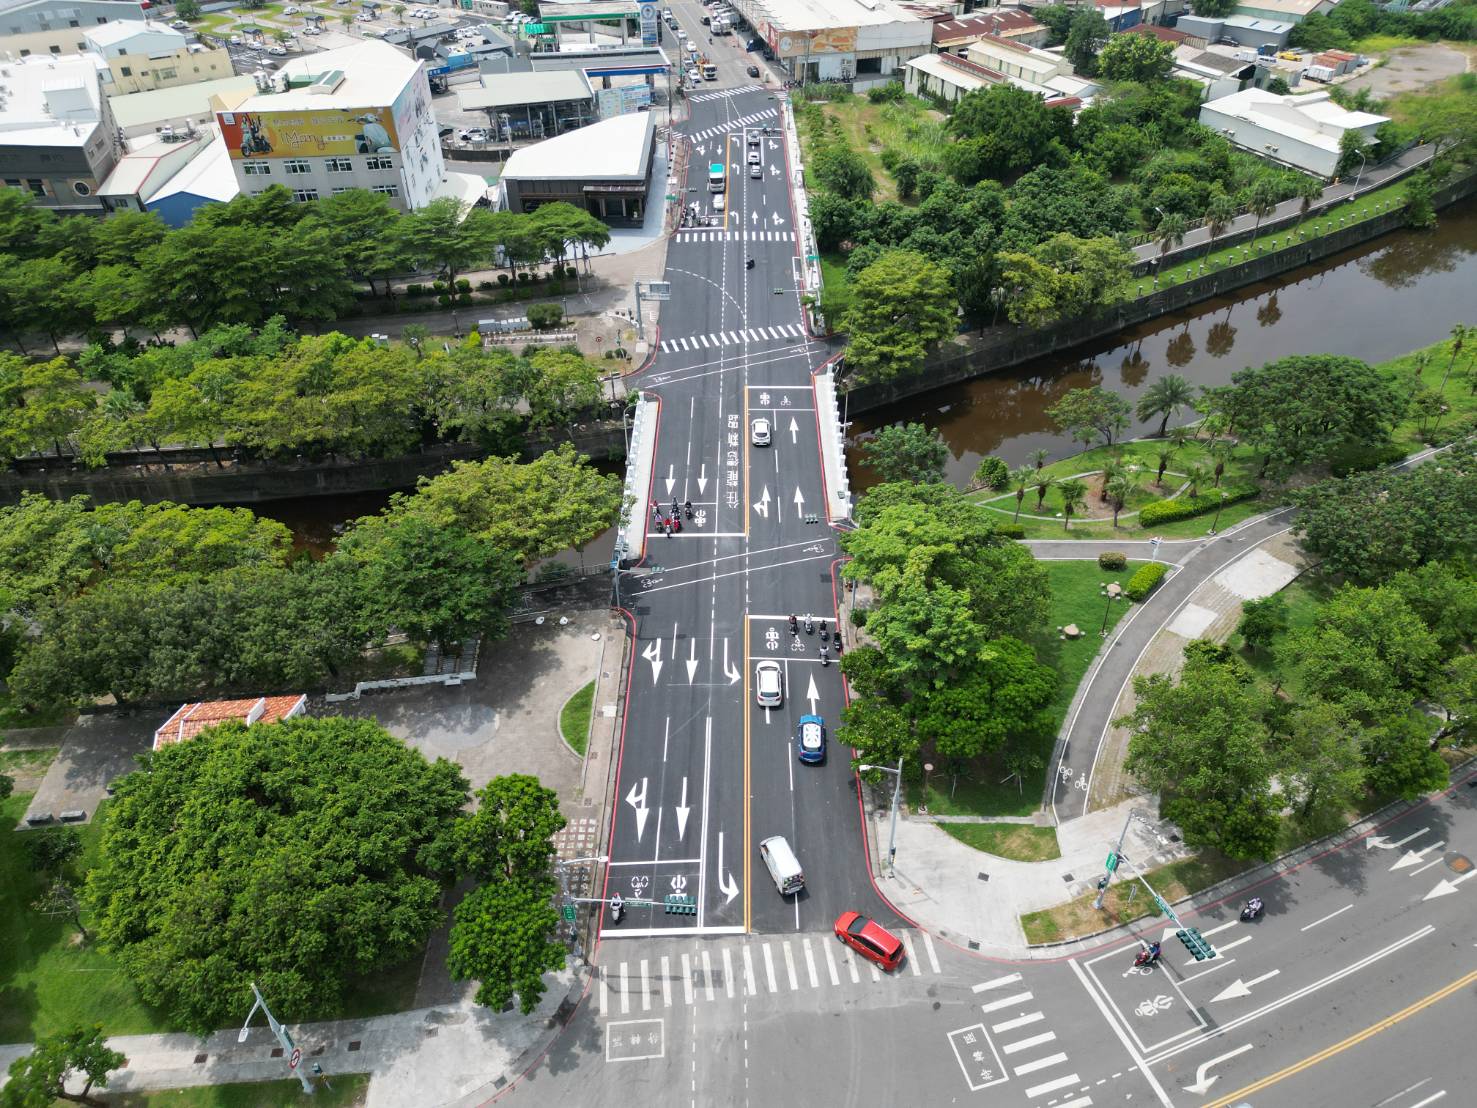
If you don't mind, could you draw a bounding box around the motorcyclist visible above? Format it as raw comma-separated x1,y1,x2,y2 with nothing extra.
610,894,625,923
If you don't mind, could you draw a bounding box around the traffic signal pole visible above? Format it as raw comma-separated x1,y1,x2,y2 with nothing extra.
1117,853,1219,962
1093,806,1141,910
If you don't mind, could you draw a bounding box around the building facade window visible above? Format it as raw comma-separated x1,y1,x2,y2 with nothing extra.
284,159,311,175
325,157,353,172
26,180,44,196
292,188,319,202
370,184,400,197
158,67,177,80
364,155,393,170
120,66,131,76
331,187,351,195
242,161,271,176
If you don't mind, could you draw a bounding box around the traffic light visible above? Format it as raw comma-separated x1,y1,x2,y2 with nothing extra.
664,894,697,915
1176,927,1216,961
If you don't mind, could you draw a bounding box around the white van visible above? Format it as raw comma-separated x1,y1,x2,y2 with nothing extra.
760,835,804,895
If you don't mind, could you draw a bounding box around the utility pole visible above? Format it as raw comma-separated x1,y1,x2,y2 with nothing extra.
553,854,608,964
240,983,315,1095
859,759,904,876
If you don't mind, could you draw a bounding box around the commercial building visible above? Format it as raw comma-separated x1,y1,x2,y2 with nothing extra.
724,0,932,86
1122,22,1207,50
139,134,238,226
907,37,1097,106
108,73,257,139
0,0,146,60
456,70,596,140
1177,12,1293,48
966,34,1068,85
0,53,119,211
1230,0,1338,23
904,50,998,102
931,9,1049,54
215,40,479,211
1199,86,1386,177
97,127,216,213
500,108,654,224
82,20,233,94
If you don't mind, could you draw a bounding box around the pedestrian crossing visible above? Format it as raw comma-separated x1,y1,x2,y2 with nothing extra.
687,109,776,144
593,928,943,1016
689,84,764,103
659,323,807,352
964,972,1089,1105
674,229,794,242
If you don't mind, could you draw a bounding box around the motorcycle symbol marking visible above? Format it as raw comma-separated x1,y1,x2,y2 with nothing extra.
1134,994,1173,1018
765,628,780,652
671,874,687,891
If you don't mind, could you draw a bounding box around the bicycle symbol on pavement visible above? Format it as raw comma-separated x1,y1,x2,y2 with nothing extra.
780,396,792,407
802,543,824,553
630,875,650,895
789,635,806,652
1135,995,1173,1018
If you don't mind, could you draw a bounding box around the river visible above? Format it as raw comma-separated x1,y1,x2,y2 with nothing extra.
848,196,1477,489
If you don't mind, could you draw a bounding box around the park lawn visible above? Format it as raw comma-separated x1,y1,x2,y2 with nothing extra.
1020,851,1248,944
1376,336,1477,451
1152,177,1412,288
105,1074,371,1107
560,680,596,756
907,561,1140,819
818,253,854,323
937,822,1061,862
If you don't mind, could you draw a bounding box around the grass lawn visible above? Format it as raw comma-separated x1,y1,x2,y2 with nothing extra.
817,252,854,327
106,1074,371,1107
1375,336,1477,451
937,822,1061,862
1020,851,1248,944
1228,574,1330,701
559,680,596,756
1348,33,1422,55
795,94,944,203
907,560,1140,819
0,746,59,781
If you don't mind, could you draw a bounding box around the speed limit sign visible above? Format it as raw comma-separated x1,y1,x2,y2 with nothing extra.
289,1048,302,1070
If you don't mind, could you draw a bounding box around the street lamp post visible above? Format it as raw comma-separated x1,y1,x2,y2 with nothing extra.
553,854,609,965
858,759,904,876
1209,489,1229,535
1099,581,1123,637
1093,806,1148,910
1353,148,1368,193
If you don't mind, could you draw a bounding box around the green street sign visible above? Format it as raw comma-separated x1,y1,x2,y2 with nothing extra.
1152,893,1172,917
1105,852,1120,873
561,904,576,922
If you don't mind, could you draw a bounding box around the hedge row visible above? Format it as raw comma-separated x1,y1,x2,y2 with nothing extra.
1137,486,1258,527
993,522,1025,539
1125,562,1168,602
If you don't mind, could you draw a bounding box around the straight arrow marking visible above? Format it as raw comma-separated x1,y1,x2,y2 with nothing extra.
1211,970,1280,1003
686,638,698,683
1391,841,1446,871
697,463,708,494
1424,869,1476,901
675,778,690,840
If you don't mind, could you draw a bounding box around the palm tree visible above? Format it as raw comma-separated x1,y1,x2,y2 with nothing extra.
1248,180,1280,247
1204,195,1237,260
1029,447,1050,472
1099,457,1127,503
1105,473,1137,529
1156,213,1189,259
1439,323,1468,393
1009,464,1035,524
1136,373,1195,437
1058,479,1087,532
1032,471,1056,511
1153,443,1177,488
1183,461,1211,498
1293,176,1322,234
1207,439,1233,488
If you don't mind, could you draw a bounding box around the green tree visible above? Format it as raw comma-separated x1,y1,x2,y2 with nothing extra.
838,695,919,767
1046,385,1132,447
436,774,566,881
393,199,500,287
1155,212,1189,258
998,235,1133,327
1335,129,1371,181
1009,463,1036,523
524,348,603,435
841,249,957,385
1247,177,1280,243
1190,0,1235,15
1431,653,1477,748
1064,8,1111,75
1,1024,124,1108
1032,469,1056,510
1057,477,1087,531
912,636,1056,760
945,84,1073,182
1104,472,1136,528
1387,560,1477,654
24,826,82,876
1278,700,1366,833
447,874,565,1013
1204,193,1238,257
85,717,468,1036
1237,594,1288,654
1,356,94,459
860,422,949,484
1136,373,1195,437
338,515,521,649
1119,653,1279,859
971,455,1009,491
810,144,876,201
1293,584,1442,710
1403,171,1436,230
300,189,405,296
1096,33,1175,83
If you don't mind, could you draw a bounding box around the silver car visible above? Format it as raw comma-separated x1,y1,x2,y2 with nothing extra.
751,417,771,446
755,660,783,707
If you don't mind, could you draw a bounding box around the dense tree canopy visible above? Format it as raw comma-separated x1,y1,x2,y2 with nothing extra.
841,249,957,384
87,716,469,1036
1097,33,1176,84
859,422,949,484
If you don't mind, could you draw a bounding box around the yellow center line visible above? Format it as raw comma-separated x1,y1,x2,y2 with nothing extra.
1203,966,1477,1108
742,615,751,933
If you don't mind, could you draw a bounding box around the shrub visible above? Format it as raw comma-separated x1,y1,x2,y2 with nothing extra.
528,302,564,330
437,294,452,308
517,272,532,284
456,279,472,293
432,281,447,294
972,456,1010,490
457,291,473,304
867,81,905,104
1330,440,1408,476
850,607,869,627
1098,551,1127,571
1125,562,1168,601
564,266,578,279
993,522,1025,539
406,283,426,296
1137,486,1257,527
477,280,494,291
497,273,511,286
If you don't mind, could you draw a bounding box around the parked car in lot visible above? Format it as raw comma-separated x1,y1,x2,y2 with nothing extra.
169,18,189,28
834,912,904,971
755,660,783,707
283,3,299,12
268,44,287,54
795,714,826,764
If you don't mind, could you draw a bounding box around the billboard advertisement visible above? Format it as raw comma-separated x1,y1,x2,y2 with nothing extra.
638,0,657,46
218,106,400,160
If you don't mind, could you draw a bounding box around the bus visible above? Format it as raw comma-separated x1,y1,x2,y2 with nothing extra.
709,162,725,192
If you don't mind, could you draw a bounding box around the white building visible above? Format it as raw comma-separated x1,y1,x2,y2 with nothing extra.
1199,87,1387,178
82,20,233,94
723,0,932,86
0,52,119,211
0,0,147,60
108,74,258,139
966,34,1068,84
214,40,479,211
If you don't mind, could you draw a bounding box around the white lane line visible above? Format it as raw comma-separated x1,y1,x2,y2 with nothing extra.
1408,1093,1447,1108
722,946,735,999
762,942,779,993
1014,1052,1070,1076
742,945,757,996
1183,958,1237,983
660,955,672,1008
922,931,941,974
701,948,715,1002
620,962,630,1015
1024,1073,1082,1099
1203,920,1240,937
1002,1031,1057,1055
782,941,799,990
992,1012,1045,1034
972,973,1023,993
900,932,922,976
823,938,840,986
1301,904,1354,932
1412,857,1445,876
980,991,1034,1014
640,958,650,1011
802,938,819,988
681,952,693,1006
1217,935,1254,954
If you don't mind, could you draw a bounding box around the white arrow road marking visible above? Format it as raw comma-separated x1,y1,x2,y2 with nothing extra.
754,486,771,518
626,778,650,842
769,164,780,177
697,463,708,494
722,638,740,685
717,831,740,904
1391,840,1446,870
1211,970,1280,1003
806,673,819,714
792,486,805,513
751,208,759,225
665,464,675,496
1184,1043,1253,1095
1424,869,1476,901
641,639,663,684
771,211,785,226
686,638,698,683
675,777,691,840
788,416,799,443
1367,827,1429,851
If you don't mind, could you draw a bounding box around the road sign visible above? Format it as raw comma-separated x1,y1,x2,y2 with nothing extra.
561,903,576,922
1152,893,1173,917
289,1047,302,1070
1105,851,1121,872
645,281,673,301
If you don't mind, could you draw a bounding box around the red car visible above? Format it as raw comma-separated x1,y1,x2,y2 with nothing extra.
834,911,904,971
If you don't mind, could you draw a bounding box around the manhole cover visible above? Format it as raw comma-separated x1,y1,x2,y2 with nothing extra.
1445,852,1473,874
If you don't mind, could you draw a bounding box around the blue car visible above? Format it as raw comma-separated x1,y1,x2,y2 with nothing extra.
796,714,826,764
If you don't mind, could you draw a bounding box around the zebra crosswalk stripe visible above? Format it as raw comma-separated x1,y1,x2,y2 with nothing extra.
823,937,840,986
681,952,693,1006
640,958,651,1011
660,955,672,1008
762,942,779,993
721,946,735,999
659,323,805,353
701,948,716,1003
743,944,757,996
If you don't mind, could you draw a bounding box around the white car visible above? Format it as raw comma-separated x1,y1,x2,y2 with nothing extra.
268,44,287,54
686,67,701,82
678,28,688,40
169,18,189,28
751,417,771,446
283,3,299,12
755,660,783,707
229,33,243,43
356,12,375,20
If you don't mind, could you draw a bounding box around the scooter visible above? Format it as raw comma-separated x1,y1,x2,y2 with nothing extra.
819,621,829,643
788,614,798,635
804,614,814,635
684,500,694,520
610,894,625,924
1240,897,1264,922
1133,942,1161,968
819,644,830,667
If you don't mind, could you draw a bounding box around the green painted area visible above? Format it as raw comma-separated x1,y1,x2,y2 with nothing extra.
560,680,596,756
